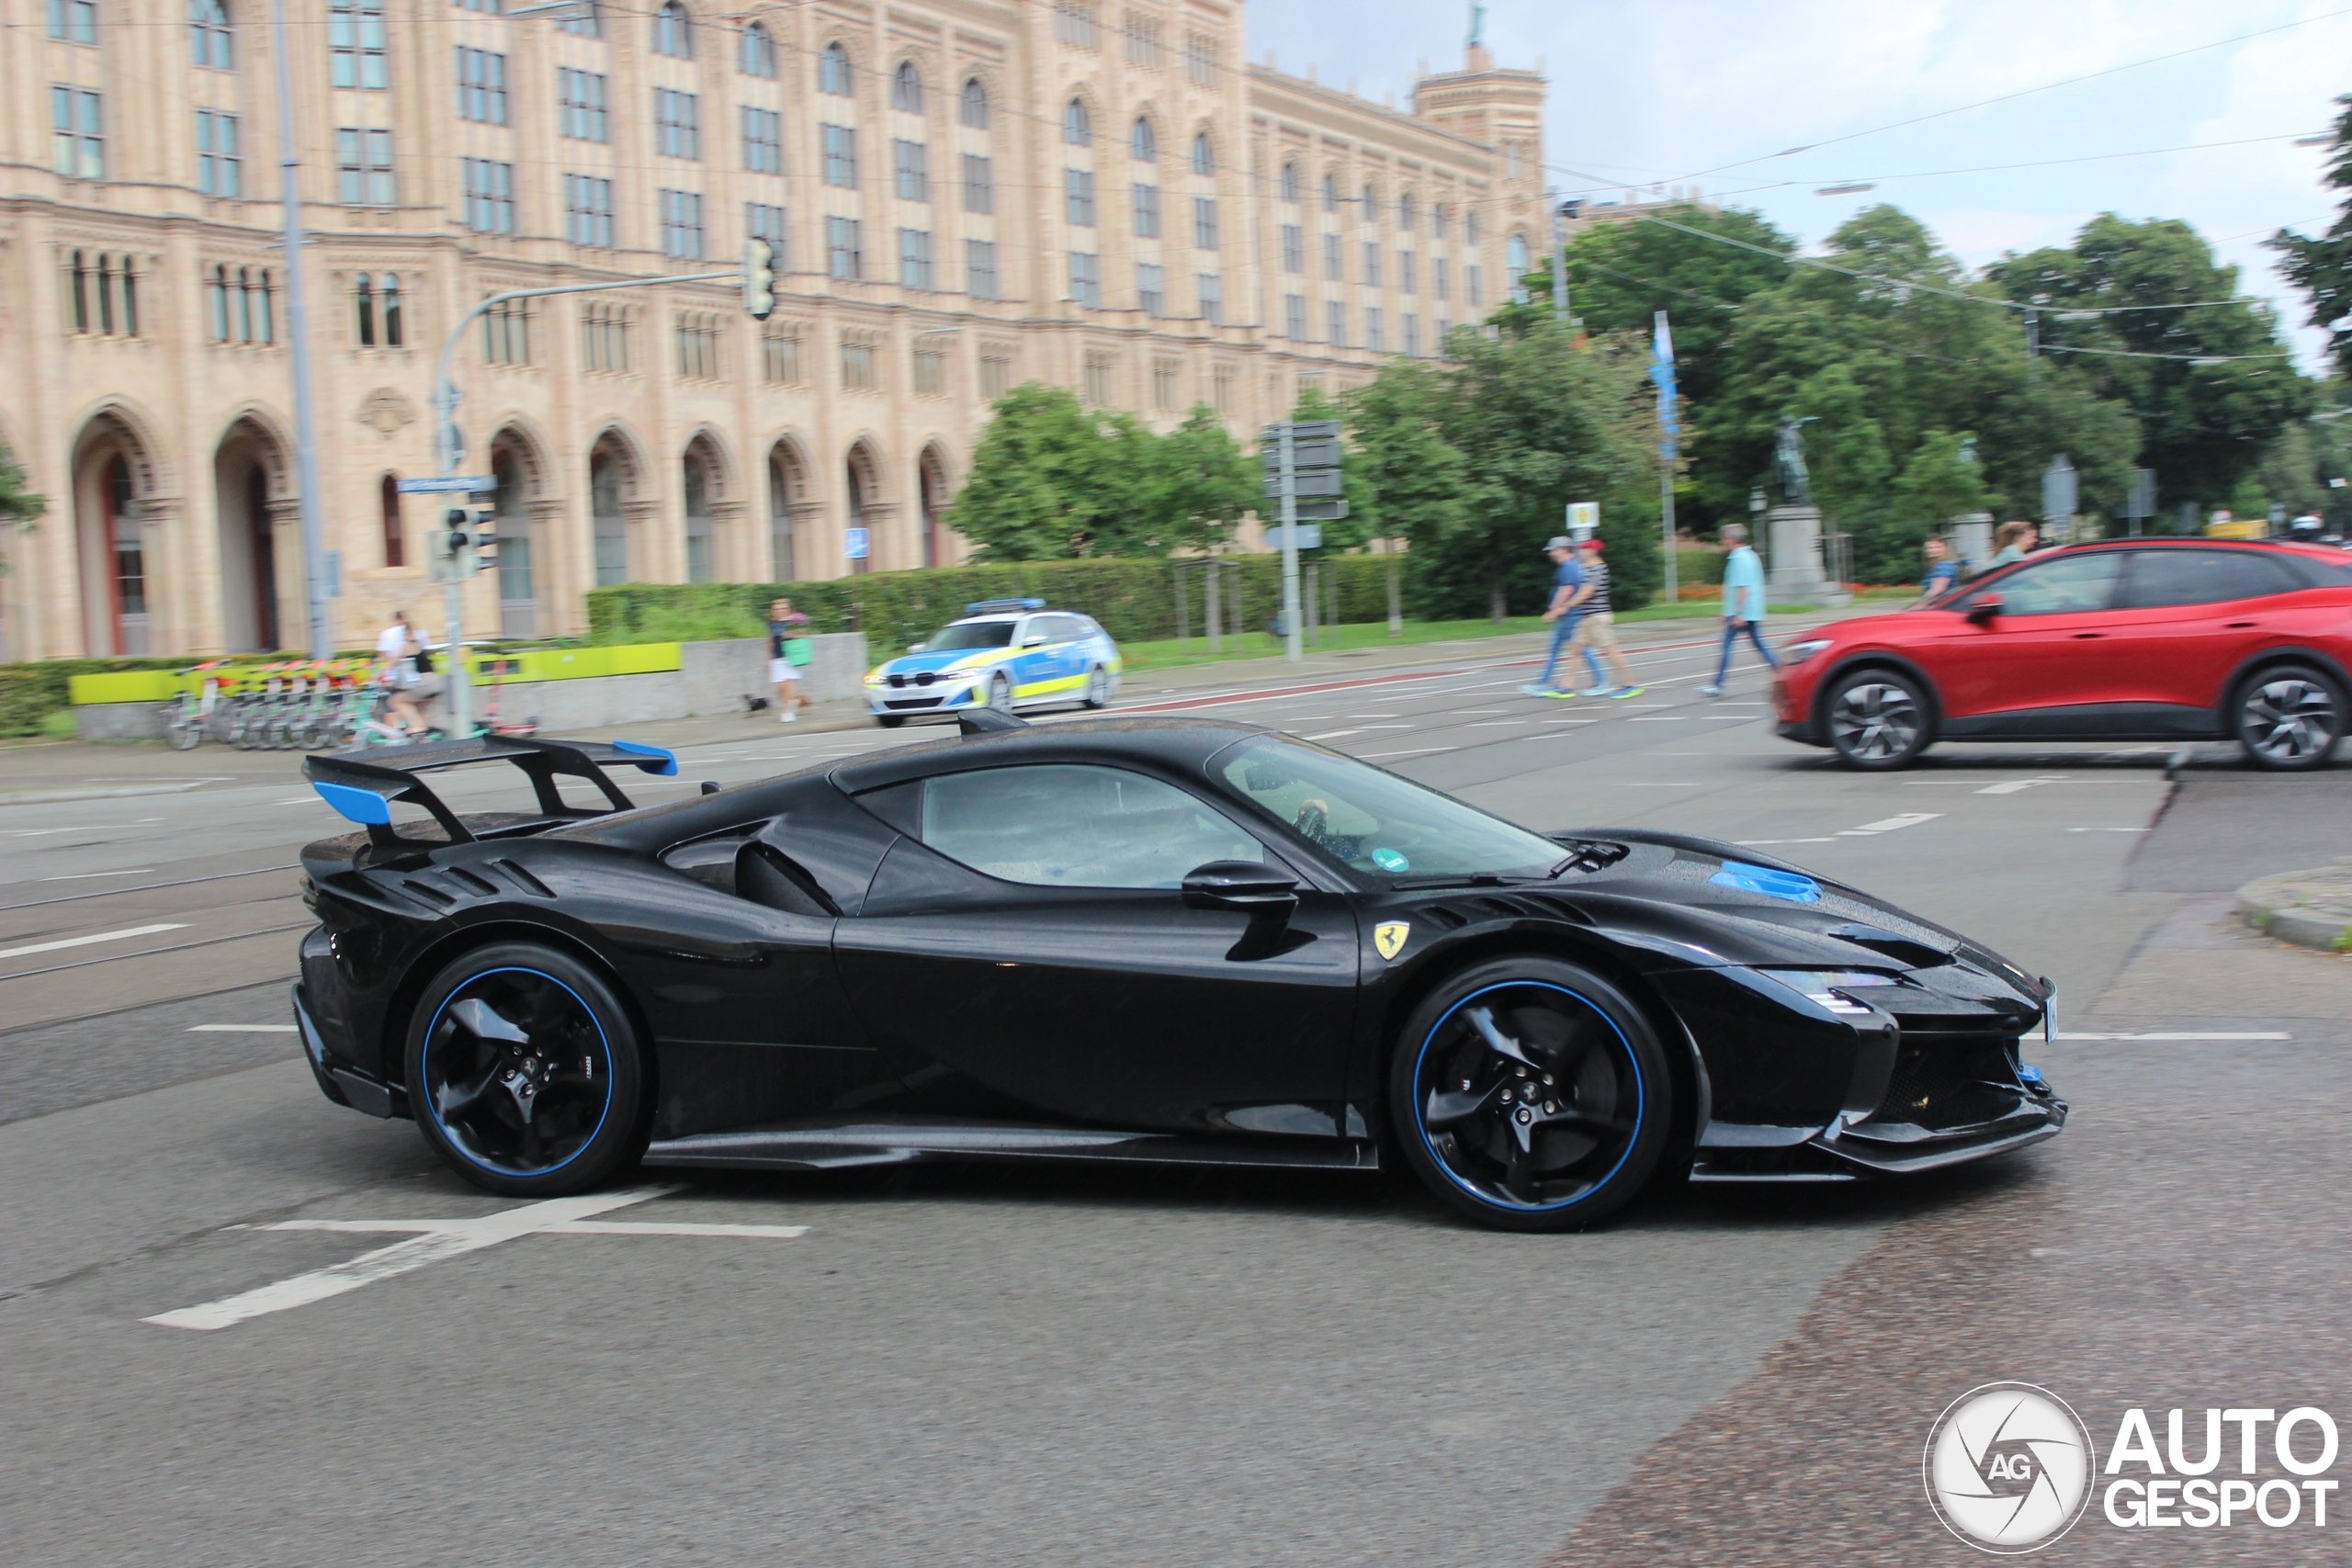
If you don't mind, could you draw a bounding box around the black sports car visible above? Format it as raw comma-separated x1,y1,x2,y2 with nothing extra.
293,716,2066,1232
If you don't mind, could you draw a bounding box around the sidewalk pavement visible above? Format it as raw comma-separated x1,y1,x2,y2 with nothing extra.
0,606,1859,803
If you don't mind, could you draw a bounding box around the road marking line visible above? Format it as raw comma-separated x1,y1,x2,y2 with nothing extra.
2052,1032,2291,1042
1837,813,1943,837
1465,720,1529,727
1360,747,1451,759
1305,729,1361,740
188,1023,299,1032
1629,716,1688,722
0,922,188,961
39,869,156,880
143,1187,807,1331
1976,775,2068,795
2066,827,2150,832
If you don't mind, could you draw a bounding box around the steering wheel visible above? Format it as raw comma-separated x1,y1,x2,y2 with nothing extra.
1293,801,1330,844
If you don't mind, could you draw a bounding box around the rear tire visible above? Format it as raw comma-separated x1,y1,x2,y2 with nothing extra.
404,942,649,1199
2234,664,2343,771
1083,664,1111,709
1824,668,1932,770
1389,957,1672,1233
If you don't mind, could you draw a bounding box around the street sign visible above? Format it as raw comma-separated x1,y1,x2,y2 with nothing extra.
1288,500,1349,522
1263,439,1342,470
1265,419,1341,441
398,475,496,494
1566,501,1599,534
1264,469,1344,499
844,526,870,560
1267,525,1324,550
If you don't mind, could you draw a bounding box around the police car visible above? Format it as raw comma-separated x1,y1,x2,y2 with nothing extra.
865,599,1124,727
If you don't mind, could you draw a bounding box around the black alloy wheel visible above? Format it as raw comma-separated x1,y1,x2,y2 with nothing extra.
2234,665,2342,771
1084,664,1111,709
1390,958,1672,1233
1825,668,1932,770
988,671,1016,713
405,942,648,1197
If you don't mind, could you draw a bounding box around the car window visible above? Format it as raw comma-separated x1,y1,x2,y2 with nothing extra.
917,764,1263,888
926,620,1015,651
1962,552,2122,616
2120,548,2303,609
1215,736,1566,883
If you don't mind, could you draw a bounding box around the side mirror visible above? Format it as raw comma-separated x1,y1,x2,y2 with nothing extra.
1965,593,2005,626
1021,635,1048,649
908,642,926,653
1182,860,1299,914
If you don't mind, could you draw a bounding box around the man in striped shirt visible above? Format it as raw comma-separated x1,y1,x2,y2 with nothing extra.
1567,538,1644,697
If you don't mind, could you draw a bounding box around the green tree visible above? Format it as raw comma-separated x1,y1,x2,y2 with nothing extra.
2271,94,2352,380
1990,213,2312,513
0,438,44,581
1122,405,1255,557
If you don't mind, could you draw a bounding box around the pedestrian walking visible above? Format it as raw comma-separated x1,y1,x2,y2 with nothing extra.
1916,536,1959,607
1698,523,1777,697
768,597,812,721
1566,538,1644,698
1519,536,1592,699
1988,519,2039,568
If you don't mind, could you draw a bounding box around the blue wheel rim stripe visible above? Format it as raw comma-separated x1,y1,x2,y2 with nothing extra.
421,965,615,1178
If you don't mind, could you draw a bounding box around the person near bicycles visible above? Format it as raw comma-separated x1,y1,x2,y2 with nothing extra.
377,611,444,737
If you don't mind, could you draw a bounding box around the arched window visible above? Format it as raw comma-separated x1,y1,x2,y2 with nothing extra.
1399,192,1417,232
1191,132,1214,177
1507,233,1530,274
820,40,852,96
379,473,405,567
653,0,690,60
1465,209,1481,246
560,0,601,36
740,20,775,78
1362,184,1378,226
1129,117,1155,163
960,76,989,129
380,272,402,346
891,60,923,113
1320,173,1339,213
1432,202,1450,241
1063,98,1091,147
189,0,232,69
683,452,713,583
1279,163,1300,204
355,272,375,345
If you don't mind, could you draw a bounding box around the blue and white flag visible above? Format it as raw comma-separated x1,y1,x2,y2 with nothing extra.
1648,310,1679,462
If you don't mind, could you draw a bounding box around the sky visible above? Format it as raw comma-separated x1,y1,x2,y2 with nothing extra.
1249,0,2351,372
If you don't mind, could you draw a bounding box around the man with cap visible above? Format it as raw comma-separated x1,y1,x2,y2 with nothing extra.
1567,536,1643,697
1520,536,1591,698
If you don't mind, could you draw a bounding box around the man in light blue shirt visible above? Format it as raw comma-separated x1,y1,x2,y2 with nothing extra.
1699,523,1779,696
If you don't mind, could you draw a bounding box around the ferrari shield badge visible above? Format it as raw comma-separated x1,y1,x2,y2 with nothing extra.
1374,920,1410,961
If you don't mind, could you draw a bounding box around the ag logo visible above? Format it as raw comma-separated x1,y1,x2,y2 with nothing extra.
1374,920,1410,961
1924,1382,2097,1553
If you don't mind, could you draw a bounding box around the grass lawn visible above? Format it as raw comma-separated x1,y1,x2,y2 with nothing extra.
1114,589,1917,673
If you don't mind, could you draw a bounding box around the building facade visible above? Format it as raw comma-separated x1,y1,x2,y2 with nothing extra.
0,0,1544,659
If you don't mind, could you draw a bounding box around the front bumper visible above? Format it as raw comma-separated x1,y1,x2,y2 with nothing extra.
866,678,978,716
1770,675,1825,744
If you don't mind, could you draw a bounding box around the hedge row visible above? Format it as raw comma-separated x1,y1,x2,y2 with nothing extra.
585,555,1409,652
0,655,202,736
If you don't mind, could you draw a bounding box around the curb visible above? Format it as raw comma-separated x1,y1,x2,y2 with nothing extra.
0,781,214,807
2235,864,2352,953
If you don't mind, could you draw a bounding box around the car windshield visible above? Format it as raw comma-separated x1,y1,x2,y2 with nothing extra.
1212,736,1566,884
924,620,1018,651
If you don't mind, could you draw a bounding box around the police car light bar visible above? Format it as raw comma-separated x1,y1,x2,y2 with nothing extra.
965,598,1046,614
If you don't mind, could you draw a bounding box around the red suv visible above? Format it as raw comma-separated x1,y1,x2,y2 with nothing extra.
1771,540,2352,770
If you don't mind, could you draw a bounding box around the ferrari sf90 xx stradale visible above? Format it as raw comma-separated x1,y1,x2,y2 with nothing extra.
292,716,2065,1232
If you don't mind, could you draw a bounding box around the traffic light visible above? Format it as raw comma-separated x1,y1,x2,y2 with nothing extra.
743,237,775,321
470,502,499,575
444,502,497,572
445,506,471,560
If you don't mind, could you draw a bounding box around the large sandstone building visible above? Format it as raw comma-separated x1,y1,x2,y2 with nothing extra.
0,0,1545,658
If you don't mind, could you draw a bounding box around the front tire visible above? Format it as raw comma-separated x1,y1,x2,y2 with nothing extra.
1083,664,1111,709
1825,668,1932,770
987,671,1015,713
1389,957,1671,1233
874,713,906,728
2234,664,2342,771
404,942,649,1198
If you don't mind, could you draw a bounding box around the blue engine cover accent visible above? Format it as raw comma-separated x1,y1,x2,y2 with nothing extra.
611,739,680,776
314,780,393,825
1710,861,1822,903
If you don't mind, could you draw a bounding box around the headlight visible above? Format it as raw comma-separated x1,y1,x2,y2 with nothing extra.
1758,968,1901,1015
1781,637,1833,665
865,668,889,686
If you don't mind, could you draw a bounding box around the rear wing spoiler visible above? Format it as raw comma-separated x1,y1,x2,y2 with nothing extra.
304,735,678,852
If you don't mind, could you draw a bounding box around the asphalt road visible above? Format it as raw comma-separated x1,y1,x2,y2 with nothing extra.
4,627,2346,1566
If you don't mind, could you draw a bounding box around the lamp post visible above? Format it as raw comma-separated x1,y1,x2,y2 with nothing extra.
269,0,331,658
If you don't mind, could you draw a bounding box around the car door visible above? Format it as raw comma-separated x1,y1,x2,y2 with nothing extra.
1924,551,2128,727
2102,548,2313,716
833,762,1361,1138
